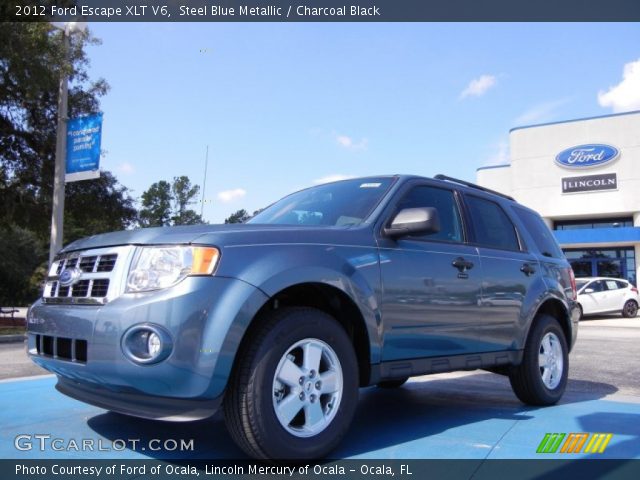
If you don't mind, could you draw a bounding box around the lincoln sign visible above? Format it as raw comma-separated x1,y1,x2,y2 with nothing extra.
561,173,617,194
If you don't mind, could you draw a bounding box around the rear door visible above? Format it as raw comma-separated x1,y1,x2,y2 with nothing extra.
603,279,627,311
462,194,538,349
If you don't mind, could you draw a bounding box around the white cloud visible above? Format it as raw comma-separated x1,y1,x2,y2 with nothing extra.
484,140,510,167
313,174,354,185
598,58,640,112
217,188,246,203
514,98,570,126
459,74,497,99
116,162,135,175
336,134,368,150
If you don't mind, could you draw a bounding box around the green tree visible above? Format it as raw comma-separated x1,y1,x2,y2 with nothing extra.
139,176,205,227
0,23,137,304
0,225,46,305
225,209,250,224
171,175,203,225
0,23,110,238
65,171,137,242
139,180,172,227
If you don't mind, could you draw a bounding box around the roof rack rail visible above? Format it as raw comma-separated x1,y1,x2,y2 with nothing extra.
434,174,515,201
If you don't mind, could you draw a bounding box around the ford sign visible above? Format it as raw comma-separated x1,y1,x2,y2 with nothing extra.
555,144,619,169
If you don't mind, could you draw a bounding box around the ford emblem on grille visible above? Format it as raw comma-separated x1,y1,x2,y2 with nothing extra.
59,267,81,287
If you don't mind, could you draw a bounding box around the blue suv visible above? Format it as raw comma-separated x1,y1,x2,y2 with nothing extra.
27,175,579,459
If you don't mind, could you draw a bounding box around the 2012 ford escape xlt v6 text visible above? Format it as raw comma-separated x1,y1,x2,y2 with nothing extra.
27,175,579,460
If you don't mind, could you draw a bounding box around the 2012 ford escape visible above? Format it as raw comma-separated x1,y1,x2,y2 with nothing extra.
27,175,579,459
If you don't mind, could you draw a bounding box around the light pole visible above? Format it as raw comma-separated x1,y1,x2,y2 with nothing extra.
49,22,86,266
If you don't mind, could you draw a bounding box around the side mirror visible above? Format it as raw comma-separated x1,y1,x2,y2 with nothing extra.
584,288,594,294
384,207,440,238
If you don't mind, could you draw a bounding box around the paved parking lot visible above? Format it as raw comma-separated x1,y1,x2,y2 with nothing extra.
1,316,639,460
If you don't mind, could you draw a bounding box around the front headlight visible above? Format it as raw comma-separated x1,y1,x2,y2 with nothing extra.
126,246,220,293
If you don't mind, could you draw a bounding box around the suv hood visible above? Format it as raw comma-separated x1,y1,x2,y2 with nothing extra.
60,223,372,253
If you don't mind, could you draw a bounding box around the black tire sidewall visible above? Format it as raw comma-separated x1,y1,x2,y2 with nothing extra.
525,316,569,404
623,300,638,318
246,309,358,459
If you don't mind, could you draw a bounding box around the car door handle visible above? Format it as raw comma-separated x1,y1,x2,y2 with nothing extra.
452,257,474,272
520,263,536,276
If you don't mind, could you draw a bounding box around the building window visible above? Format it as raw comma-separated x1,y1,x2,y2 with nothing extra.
564,247,636,286
554,217,633,230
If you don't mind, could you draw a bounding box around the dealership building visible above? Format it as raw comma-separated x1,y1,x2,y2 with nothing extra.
477,110,640,286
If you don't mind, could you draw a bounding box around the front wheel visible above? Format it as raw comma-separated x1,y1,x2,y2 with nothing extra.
224,307,359,460
622,300,638,318
509,315,568,406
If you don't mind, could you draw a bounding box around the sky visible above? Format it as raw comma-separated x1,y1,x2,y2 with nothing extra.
84,22,640,223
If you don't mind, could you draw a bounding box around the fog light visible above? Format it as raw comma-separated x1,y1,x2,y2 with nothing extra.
121,324,172,365
147,332,161,357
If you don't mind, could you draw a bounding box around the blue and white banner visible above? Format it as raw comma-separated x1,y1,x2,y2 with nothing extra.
65,113,102,182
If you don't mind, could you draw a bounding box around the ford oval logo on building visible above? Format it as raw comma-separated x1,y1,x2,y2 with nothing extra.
555,144,619,169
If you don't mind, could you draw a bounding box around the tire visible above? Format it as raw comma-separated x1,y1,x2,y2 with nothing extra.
577,304,583,320
622,300,638,318
509,314,568,406
223,307,359,460
377,378,409,389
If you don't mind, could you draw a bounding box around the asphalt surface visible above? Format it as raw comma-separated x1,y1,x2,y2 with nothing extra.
1,315,639,460
0,340,47,380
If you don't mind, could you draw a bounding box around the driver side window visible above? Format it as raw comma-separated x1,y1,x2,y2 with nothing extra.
397,186,463,243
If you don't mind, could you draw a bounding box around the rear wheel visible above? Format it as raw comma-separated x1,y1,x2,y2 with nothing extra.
377,377,409,389
224,307,358,460
509,315,568,406
622,300,638,318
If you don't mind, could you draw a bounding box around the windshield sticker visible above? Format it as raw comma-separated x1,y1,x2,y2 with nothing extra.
360,183,382,188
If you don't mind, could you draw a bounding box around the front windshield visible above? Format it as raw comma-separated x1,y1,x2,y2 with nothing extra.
248,177,395,226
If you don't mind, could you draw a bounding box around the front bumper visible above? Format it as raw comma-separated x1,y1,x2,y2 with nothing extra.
27,275,268,419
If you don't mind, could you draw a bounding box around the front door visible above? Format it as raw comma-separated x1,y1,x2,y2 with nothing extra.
378,183,487,361
580,279,610,314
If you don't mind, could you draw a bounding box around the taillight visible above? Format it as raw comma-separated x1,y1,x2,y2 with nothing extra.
632,287,638,294
569,268,577,301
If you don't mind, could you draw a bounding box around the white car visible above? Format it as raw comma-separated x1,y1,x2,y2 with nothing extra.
575,277,639,319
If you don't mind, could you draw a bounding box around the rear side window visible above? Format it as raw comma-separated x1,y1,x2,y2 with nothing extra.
605,280,619,290
513,206,564,259
395,186,464,243
465,195,520,251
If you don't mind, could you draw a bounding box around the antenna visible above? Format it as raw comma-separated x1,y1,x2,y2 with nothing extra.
200,145,209,217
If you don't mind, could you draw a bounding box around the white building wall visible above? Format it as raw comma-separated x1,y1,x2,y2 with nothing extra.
477,111,640,285
507,112,640,219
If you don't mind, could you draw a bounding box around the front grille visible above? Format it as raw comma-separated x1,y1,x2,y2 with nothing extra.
97,254,117,272
71,280,90,297
79,256,98,272
35,334,88,363
43,247,127,305
91,279,109,297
